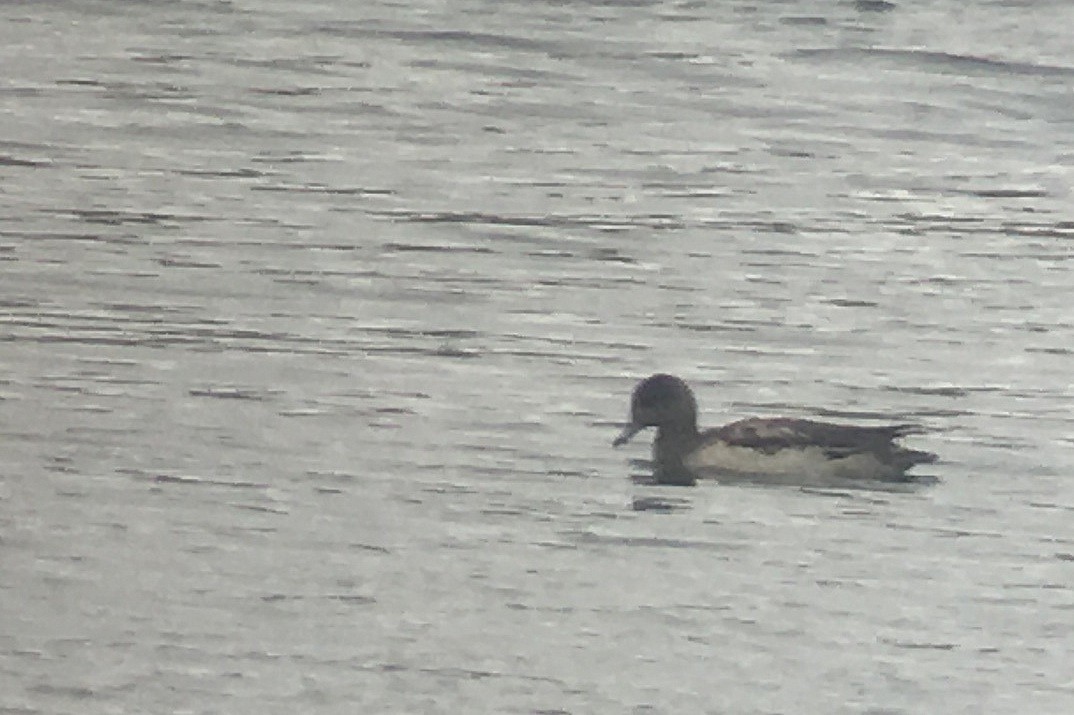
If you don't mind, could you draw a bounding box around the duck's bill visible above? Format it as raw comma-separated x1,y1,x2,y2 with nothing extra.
613,423,642,447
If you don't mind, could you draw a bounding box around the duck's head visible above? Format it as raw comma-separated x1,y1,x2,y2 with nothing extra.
613,373,699,446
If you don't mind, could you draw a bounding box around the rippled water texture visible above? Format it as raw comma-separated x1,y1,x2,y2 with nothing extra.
2,1,1073,713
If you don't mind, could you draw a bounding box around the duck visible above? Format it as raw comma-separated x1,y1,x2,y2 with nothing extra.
613,374,937,486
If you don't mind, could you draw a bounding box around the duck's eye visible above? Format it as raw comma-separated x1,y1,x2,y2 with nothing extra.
636,393,666,410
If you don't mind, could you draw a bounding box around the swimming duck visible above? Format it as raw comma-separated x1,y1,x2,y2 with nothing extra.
613,374,937,486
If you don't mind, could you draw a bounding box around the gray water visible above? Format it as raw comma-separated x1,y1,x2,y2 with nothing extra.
2,1,1073,713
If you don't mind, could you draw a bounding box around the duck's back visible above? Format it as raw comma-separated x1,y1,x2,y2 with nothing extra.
686,417,935,482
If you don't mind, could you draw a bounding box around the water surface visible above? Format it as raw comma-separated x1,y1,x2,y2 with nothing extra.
2,1,1073,713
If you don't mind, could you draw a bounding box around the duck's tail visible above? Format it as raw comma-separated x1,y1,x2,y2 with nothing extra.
890,423,928,438
901,447,938,466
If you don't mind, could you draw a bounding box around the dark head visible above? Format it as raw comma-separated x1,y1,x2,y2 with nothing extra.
613,374,700,447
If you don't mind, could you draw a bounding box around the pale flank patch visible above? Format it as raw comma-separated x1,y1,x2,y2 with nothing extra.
684,441,902,483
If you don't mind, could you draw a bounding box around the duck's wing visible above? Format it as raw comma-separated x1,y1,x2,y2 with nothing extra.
710,417,929,459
